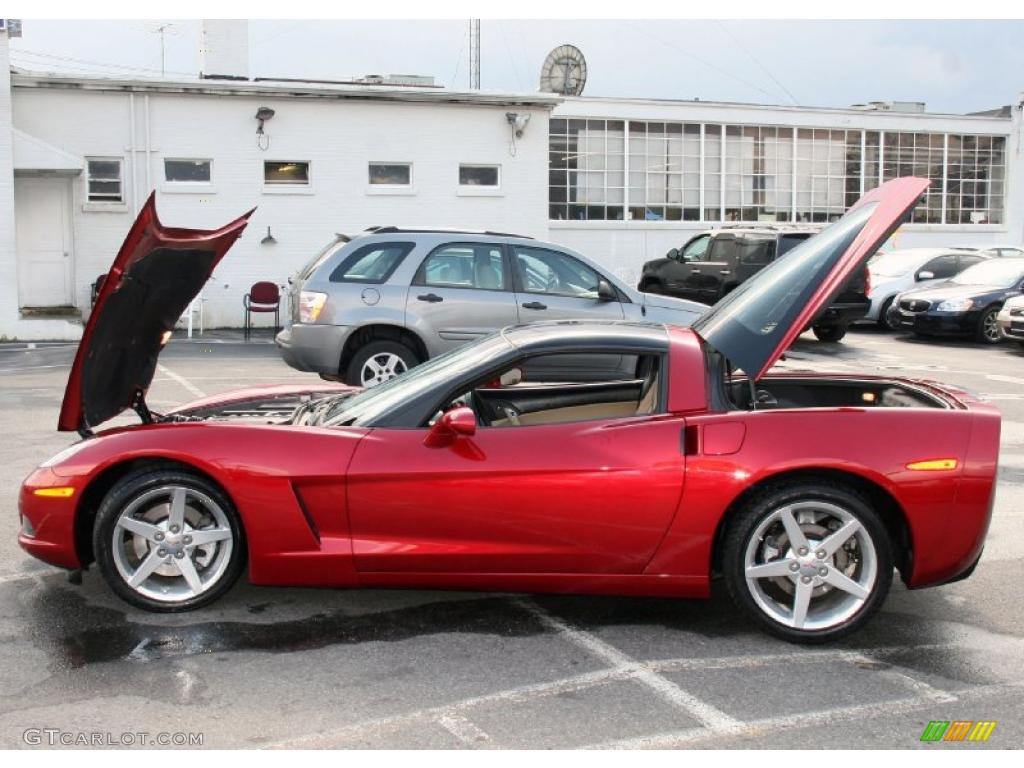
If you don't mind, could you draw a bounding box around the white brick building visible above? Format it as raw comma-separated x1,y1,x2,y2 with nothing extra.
2,21,1022,340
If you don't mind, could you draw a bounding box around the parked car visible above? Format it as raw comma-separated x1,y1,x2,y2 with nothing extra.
888,257,1024,343
863,248,992,329
19,178,1000,643
276,229,706,387
638,225,869,342
952,245,1024,258
997,294,1024,346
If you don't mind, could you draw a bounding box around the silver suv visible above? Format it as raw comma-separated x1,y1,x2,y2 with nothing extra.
276,227,706,386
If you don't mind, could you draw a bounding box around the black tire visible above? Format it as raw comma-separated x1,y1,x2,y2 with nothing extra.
344,339,421,387
93,466,246,612
722,481,893,644
812,323,847,342
876,297,897,330
974,306,1003,344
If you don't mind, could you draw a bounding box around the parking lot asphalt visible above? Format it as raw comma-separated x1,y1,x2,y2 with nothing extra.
1,327,1023,749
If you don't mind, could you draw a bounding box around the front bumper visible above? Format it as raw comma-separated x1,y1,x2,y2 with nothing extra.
889,306,980,336
997,307,1024,341
18,467,83,570
275,324,353,375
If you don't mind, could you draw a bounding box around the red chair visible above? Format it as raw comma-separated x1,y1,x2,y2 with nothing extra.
243,281,280,341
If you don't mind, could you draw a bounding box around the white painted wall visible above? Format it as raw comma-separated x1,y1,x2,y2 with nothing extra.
0,31,15,339
10,85,549,330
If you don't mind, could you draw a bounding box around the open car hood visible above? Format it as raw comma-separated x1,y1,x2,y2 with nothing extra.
692,177,929,380
58,194,253,433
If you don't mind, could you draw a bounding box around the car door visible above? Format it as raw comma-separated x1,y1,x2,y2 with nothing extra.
662,234,711,293
683,235,735,304
345,359,685,574
509,244,627,379
404,242,519,355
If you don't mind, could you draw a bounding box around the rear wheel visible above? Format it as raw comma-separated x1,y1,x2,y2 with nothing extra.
812,323,847,342
93,467,245,612
975,306,1003,344
345,339,420,387
722,482,893,643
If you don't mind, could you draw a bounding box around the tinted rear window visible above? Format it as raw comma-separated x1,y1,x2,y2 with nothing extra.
329,242,415,284
778,234,812,258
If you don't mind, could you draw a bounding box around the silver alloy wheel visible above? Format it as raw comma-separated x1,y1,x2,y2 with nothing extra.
111,485,234,603
982,310,1002,342
360,352,408,387
743,500,877,631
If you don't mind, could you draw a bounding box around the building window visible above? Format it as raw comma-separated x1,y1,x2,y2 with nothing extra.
86,158,123,203
549,119,1007,226
165,159,212,183
264,161,310,186
548,118,625,221
369,163,411,186
459,164,500,187
944,134,1006,225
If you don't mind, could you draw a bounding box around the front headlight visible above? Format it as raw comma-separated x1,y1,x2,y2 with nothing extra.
39,441,89,468
936,298,974,312
299,291,328,323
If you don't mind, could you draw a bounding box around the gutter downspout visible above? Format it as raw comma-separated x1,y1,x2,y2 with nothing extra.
144,93,151,197
128,92,137,212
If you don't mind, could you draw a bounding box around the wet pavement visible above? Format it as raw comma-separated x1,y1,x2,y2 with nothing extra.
1,328,1022,748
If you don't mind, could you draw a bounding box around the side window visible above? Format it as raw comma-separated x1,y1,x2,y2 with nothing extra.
738,238,776,266
706,237,737,263
513,246,603,298
437,353,663,428
681,234,711,261
328,242,414,283
957,255,985,271
418,244,506,290
922,254,958,279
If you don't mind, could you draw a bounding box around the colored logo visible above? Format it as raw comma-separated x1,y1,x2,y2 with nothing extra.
920,721,996,742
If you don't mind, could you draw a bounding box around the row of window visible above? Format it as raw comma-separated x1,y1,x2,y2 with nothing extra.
85,159,503,203
335,240,609,301
549,118,1009,225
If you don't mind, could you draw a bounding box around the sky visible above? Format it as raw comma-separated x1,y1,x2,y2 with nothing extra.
6,19,1023,114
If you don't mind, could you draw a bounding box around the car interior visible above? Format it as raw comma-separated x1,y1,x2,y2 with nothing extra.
434,352,664,428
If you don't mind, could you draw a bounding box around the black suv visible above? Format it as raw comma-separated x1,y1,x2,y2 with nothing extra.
638,225,870,341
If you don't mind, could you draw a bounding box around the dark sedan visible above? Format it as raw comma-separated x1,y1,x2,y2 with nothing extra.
888,258,1024,343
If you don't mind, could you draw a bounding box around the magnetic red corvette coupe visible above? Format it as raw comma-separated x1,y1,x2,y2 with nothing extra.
19,179,999,643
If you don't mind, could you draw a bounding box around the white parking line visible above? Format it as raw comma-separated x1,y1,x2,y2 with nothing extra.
437,714,491,746
156,363,207,399
513,597,740,730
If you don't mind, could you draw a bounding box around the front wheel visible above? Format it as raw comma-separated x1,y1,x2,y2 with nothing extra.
93,467,246,612
877,297,897,330
975,306,1003,344
722,482,893,643
812,323,847,342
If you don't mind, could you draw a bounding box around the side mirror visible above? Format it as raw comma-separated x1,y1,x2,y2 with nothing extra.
424,406,477,447
916,270,935,281
597,278,617,302
667,248,680,261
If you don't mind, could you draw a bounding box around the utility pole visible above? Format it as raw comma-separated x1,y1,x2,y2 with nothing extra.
153,22,172,77
469,19,480,90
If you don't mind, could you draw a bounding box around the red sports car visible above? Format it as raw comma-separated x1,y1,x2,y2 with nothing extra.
18,179,999,643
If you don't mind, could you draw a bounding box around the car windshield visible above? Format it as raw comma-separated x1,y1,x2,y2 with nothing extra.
950,259,1024,287
320,333,514,427
870,252,932,277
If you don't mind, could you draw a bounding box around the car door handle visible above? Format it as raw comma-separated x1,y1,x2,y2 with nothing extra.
521,301,547,310
417,293,444,303
719,269,731,275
